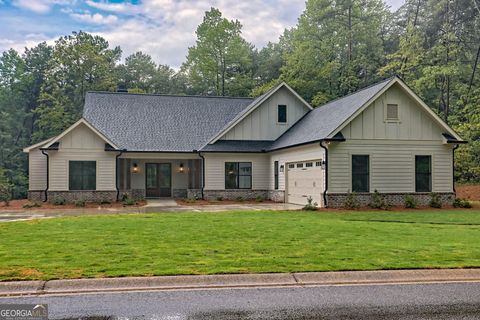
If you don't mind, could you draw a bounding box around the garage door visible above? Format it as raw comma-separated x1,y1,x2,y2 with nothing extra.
286,160,324,207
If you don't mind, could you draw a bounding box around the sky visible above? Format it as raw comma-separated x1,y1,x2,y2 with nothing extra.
0,0,405,68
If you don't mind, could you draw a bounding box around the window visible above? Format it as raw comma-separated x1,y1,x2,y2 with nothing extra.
415,155,432,192
352,155,369,192
316,161,322,167
274,161,279,190
386,104,399,120
278,105,287,123
288,164,295,169
69,161,96,190
305,162,313,167
297,163,303,168
225,162,252,189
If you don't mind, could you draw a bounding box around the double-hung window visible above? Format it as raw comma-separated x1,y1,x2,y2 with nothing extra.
415,155,432,192
352,155,369,192
69,161,96,190
225,162,252,189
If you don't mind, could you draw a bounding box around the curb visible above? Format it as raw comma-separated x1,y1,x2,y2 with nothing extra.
1,269,480,297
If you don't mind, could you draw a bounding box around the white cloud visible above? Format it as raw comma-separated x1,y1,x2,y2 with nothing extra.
91,0,304,67
85,0,141,14
12,0,75,13
4,0,306,68
70,12,118,25
0,33,55,54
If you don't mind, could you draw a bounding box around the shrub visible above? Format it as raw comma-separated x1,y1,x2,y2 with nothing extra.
120,193,129,202
453,198,472,208
343,192,360,210
303,196,318,211
369,189,390,210
429,193,442,208
122,197,136,206
98,198,112,205
184,197,197,203
255,196,265,203
53,196,66,205
74,199,86,207
216,196,223,201
404,195,418,209
23,202,41,209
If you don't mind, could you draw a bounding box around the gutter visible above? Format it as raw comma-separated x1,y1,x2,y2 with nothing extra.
115,149,125,201
319,141,328,208
197,151,205,200
452,144,460,194
40,150,49,202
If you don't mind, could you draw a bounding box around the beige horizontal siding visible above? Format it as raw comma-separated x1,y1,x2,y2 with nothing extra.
28,148,47,190
204,153,270,190
328,140,453,193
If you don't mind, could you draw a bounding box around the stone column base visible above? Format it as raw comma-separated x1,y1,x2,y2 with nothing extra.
203,190,269,201
47,191,117,203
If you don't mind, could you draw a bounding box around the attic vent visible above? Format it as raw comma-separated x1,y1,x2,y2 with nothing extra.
386,104,399,120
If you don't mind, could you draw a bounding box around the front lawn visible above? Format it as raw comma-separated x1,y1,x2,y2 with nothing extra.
1,210,479,281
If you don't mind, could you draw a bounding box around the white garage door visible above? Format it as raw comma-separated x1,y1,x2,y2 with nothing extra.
286,160,324,207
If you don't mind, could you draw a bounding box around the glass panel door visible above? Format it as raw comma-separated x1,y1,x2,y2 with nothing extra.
146,163,159,198
158,163,171,197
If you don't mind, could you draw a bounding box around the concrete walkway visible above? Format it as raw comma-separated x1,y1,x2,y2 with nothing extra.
1,268,479,297
0,202,303,222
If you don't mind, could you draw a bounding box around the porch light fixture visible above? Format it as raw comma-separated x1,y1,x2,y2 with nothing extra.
279,165,284,173
132,163,139,173
179,163,184,173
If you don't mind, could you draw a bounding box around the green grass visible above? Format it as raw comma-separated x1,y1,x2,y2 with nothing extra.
1,209,480,281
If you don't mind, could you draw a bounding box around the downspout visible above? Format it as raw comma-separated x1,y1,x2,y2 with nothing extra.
115,149,124,201
452,144,459,194
41,150,49,202
197,151,205,199
320,140,328,208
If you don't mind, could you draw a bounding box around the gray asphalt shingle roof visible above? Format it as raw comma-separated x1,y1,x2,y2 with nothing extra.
269,78,393,150
82,78,394,153
201,140,273,152
83,92,253,152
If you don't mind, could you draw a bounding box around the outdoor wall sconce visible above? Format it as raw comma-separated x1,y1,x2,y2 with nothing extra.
132,163,139,173
179,163,184,173
280,165,284,173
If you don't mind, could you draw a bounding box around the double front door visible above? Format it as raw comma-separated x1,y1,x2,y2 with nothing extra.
146,163,171,197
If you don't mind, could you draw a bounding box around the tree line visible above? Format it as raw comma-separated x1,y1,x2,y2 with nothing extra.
0,0,479,198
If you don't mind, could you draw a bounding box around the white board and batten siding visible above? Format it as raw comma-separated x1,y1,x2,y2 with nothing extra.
329,83,454,193
203,153,270,190
48,123,117,191
219,87,310,141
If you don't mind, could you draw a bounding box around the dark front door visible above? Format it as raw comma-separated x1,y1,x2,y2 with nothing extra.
145,163,171,197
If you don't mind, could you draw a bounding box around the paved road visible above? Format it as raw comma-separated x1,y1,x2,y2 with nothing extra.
1,282,479,319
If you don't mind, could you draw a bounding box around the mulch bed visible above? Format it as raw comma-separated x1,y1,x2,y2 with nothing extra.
0,199,146,211
456,184,480,201
176,199,275,206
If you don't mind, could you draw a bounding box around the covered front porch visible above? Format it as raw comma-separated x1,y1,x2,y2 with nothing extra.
117,153,203,200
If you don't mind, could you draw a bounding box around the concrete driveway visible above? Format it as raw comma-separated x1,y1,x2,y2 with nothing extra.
0,201,303,222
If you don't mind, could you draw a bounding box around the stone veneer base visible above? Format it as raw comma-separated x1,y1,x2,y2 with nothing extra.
203,190,269,201
45,191,117,203
326,192,456,208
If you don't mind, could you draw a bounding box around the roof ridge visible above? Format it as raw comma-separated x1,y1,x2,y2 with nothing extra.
86,91,255,100
315,77,394,109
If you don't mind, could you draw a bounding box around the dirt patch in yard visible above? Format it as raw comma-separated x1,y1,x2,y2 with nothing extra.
456,184,480,200
0,199,146,211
